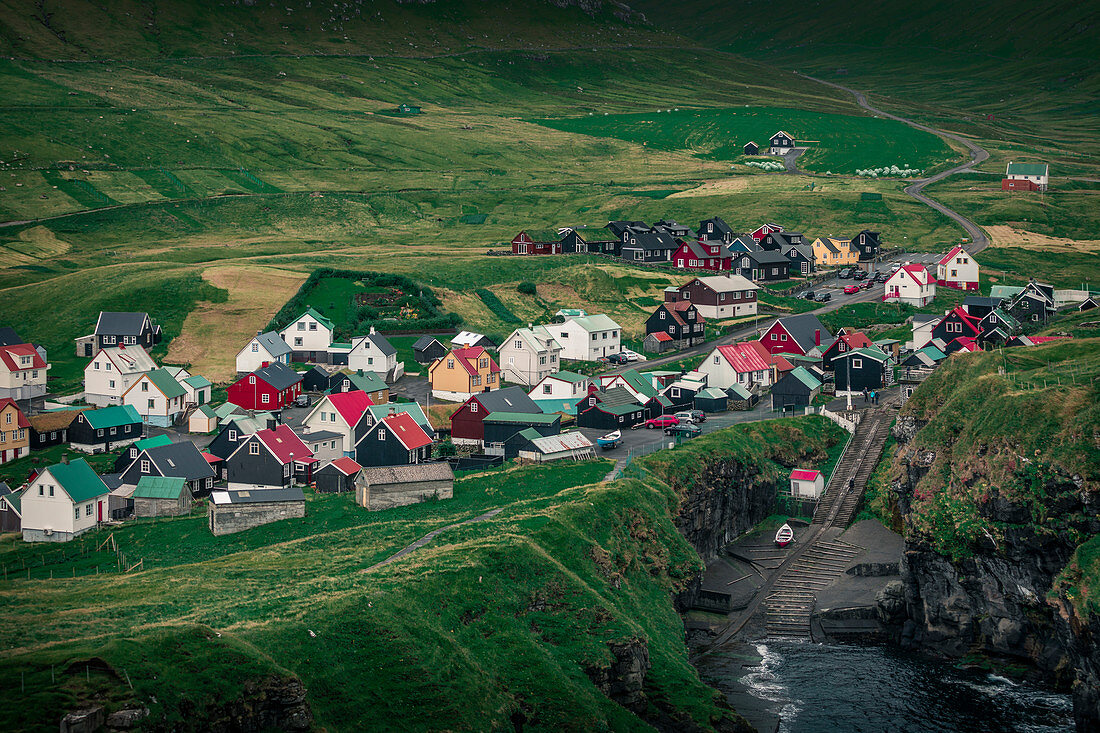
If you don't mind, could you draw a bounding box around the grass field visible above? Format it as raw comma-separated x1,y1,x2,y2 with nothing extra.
536,106,956,174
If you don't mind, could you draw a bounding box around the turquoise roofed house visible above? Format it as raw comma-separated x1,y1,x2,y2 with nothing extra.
123,368,187,428
133,475,192,518
20,457,111,542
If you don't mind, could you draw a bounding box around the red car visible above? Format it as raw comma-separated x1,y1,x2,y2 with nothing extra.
843,284,860,294
860,280,874,290
644,415,680,429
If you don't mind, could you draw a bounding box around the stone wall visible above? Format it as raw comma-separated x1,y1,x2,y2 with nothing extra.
208,500,305,536
355,480,453,512
134,495,190,518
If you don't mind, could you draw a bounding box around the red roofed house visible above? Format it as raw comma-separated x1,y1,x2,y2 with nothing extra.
227,362,303,411
314,456,362,493
751,223,783,242
302,390,375,456
820,329,875,370
0,343,49,401
931,307,983,353
226,423,315,491
884,264,936,306
791,469,825,499
950,337,981,354
698,341,794,390
758,313,832,357
0,397,30,464
428,347,500,401
354,410,434,467
672,238,732,271
935,246,980,291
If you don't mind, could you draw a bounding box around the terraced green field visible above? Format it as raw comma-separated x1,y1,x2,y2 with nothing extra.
536,106,956,174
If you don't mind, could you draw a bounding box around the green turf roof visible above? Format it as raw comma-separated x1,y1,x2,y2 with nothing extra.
133,475,188,500
48,459,109,503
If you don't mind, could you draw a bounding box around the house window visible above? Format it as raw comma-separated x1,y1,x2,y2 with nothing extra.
447,359,455,369
671,388,680,397
39,485,43,496
294,338,303,346
49,486,54,496
147,399,155,410
659,311,666,320
86,503,93,517
141,382,148,392
470,403,478,413
378,428,386,440
94,362,100,370
539,356,547,365
206,477,213,488
852,358,863,369
480,358,488,369
109,427,117,435
713,356,720,364
109,380,115,388
543,385,552,394
228,430,237,441
261,394,270,404
247,442,261,455
97,429,104,437
515,340,522,349
309,323,317,331
780,334,787,342
591,334,598,341
249,375,256,384
141,460,150,473
75,507,80,520
634,251,643,260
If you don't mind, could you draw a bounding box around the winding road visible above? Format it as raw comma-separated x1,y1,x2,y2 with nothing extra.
800,74,990,253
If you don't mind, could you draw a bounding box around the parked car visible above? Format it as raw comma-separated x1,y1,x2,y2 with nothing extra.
801,290,816,300
860,280,874,290
838,268,853,279
622,349,646,362
606,353,629,364
874,271,891,282
843,284,860,294
665,422,701,438
814,291,832,302
852,270,868,281
890,263,902,272
293,394,311,408
674,409,706,424
644,415,680,429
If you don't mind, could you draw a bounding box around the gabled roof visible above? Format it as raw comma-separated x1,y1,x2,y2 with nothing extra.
338,370,387,393
324,390,375,427
526,431,593,454
365,403,432,432
726,384,752,400
47,459,110,503
145,441,216,481
786,366,823,391
381,412,433,451
182,375,212,390
291,307,335,332
353,332,397,357
250,362,302,391
738,249,790,265
616,369,658,400
452,331,495,348
0,327,21,346
543,370,588,385
692,274,758,293
716,342,774,373
439,346,500,377
767,314,832,352
255,424,314,464
82,404,141,430
133,434,173,452
140,369,186,400
622,229,677,252
990,285,1025,300
0,398,29,429
695,387,729,400
213,402,244,421
771,130,794,140
324,456,362,476
29,408,85,433
412,336,443,351
195,405,217,418
0,343,47,372
791,469,821,482
133,475,188,500
212,486,305,505
483,411,560,425
650,331,673,342
836,346,891,363
1006,162,1048,177
222,411,275,433
358,463,454,486
937,245,968,266
0,483,21,516
510,327,562,354
95,312,151,336
944,307,982,335
589,385,640,409
890,264,933,287
474,386,541,415
97,345,156,375
250,331,292,358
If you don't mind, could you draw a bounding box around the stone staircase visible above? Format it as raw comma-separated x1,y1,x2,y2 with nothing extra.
764,538,864,639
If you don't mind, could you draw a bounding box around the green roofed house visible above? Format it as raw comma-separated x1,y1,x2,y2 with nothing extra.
133,475,191,518
528,370,591,413
990,285,1025,301
694,387,730,413
361,403,432,434
332,370,389,403
21,458,111,542
188,404,219,434
726,383,757,410
280,307,336,362
114,433,174,474
181,374,212,406
554,313,622,362
771,366,823,411
482,411,562,450
1003,161,1049,191
122,368,187,427
70,404,143,453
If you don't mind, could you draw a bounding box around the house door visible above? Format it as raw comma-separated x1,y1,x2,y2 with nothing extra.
97,500,103,522
84,343,92,357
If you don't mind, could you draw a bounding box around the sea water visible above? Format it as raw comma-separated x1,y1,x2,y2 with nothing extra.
696,641,1074,733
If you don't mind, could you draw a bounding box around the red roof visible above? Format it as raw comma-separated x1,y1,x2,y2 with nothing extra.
652,332,673,342
448,346,500,376
890,264,931,287
791,469,821,482
0,344,46,372
329,456,362,476
1028,336,1068,344
937,246,966,266
949,337,980,353
256,424,314,464
0,398,29,428
201,451,222,464
383,412,433,451
947,307,982,335
326,390,374,427
717,342,773,373
838,330,874,350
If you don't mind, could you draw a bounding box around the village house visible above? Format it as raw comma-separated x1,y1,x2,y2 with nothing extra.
449,386,542,446
279,307,335,363
119,440,217,496
698,342,794,390
314,456,362,493
662,372,709,409
790,469,825,500
482,412,561,458
851,230,882,261
348,329,401,382
301,365,343,394
354,409,434,467
188,405,219,434
412,336,448,365
235,331,292,374
644,301,706,353
113,434,172,473
180,374,212,407
743,141,759,155
0,398,30,465
511,229,563,255
550,313,621,362
0,483,21,533
884,264,936,306
302,390,375,455
811,237,858,269
962,295,1005,320
528,371,591,415
931,307,983,353
768,130,796,155
295,426,342,466
84,344,156,407
936,246,980,291
20,458,110,542
759,231,807,251
331,370,388,403
819,329,875,370
975,308,1022,349
75,312,161,358
910,314,940,351
672,238,733,271
750,223,783,242
558,228,592,253
1002,161,1049,192
498,327,563,387
0,341,49,402
781,243,817,276
576,388,646,430
428,346,500,401
1005,280,1057,324
832,346,892,394
29,408,83,451
516,431,595,463
732,249,791,282
653,219,693,238
598,369,660,408
666,275,759,319
206,411,278,461
357,402,434,436
771,367,824,411
451,331,498,352
620,228,677,263
226,424,315,491
228,362,303,411
759,314,833,357
69,405,143,453
132,476,192,518
355,463,454,512
121,368,187,427
209,487,306,536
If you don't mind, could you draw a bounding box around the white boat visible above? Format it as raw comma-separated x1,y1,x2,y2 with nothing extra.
775,523,794,548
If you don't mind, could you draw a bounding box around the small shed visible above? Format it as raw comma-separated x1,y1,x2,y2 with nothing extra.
643,331,675,354
693,387,729,413
397,103,422,115
302,365,337,393
770,367,823,411
412,336,448,365
517,431,595,463
208,487,306,536
355,463,454,512
791,469,824,499
133,476,192,518
0,483,21,532
726,384,757,411
188,404,218,434
743,141,759,156
315,456,361,493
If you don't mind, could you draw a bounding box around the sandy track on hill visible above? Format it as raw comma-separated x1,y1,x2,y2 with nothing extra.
166,264,307,382
986,225,1100,253
665,178,750,198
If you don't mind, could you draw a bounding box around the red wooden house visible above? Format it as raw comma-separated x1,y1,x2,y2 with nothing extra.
449,386,542,446
758,313,831,357
931,307,982,353
227,362,303,411
750,223,783,242
511,230,562,255
672,239,732,271
1001,179,1038,192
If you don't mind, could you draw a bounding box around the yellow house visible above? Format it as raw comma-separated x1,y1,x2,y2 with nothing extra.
0,398,31,465
811,237,859,268
428,347,501,401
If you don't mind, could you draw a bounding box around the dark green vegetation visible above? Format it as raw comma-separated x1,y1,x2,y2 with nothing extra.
537,106,954,174
0,444,119,488
1053,535,1100,618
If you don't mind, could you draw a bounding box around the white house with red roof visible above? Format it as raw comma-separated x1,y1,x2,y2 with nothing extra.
302,390,375,455
750,223,783,242
226,423,315,491
0,342,50,401
698,341,794,390
935,246,980,291
884,264,936,306
791,469,824,499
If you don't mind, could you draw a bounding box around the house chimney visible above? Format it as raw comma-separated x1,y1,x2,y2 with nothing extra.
248,410,255,419
369,326,376,335
257,331,262,337
267,418,277,430
815,329,821,346
388,407,396,417
357,369,364,376
61,453,69,465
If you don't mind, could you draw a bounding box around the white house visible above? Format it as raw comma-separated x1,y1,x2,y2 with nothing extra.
235,331,291,374
935,247,979,292
83,344,156,407
910,314,941,351
790,469,824,500
499,327,563,386
180,375,212,406
347,329,402,381
0,342,50,402
302,390,375,455
1005,161,1049,191
528,370,589,409
279,307,335,357
121,368,187,428
884,264,936,307
698,342,787,390
20,458,110,542
550,314,621,362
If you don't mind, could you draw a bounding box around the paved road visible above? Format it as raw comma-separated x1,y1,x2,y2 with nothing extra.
800,74,990,253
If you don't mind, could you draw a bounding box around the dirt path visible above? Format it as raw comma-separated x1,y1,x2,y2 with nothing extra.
362,508,504,572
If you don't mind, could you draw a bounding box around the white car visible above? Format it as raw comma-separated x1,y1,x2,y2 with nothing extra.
622,349,646,362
